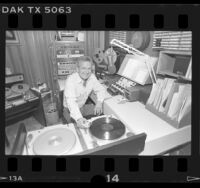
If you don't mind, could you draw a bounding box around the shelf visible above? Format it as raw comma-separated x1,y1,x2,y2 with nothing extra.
157,71,191,83
156,50,192,82
145,104,191,129
157,71,180,78
54,40,84,44
176,77,192,84
160,50,191,56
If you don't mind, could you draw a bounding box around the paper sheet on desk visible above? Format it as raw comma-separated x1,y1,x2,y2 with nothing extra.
152,79,164,107
146,83,157,105
154,80,165,109
147,78,164,105
178,95,191,123
158,79,175,112
155,78,171,110
167,84,190,120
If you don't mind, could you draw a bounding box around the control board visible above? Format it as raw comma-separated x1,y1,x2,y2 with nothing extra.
107,76,136,95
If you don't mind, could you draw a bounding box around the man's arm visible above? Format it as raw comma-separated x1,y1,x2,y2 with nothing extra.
64,77,83,122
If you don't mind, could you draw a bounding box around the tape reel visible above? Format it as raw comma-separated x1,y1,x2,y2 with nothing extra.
11,83,30,94
103,47,117,65
104,47,117,74
93,48,104,65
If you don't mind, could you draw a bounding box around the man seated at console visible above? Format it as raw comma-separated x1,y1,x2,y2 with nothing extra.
63,56,106,128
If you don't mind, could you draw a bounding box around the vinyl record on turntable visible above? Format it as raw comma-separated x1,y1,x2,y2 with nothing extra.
89,117,125,140
11,83,29,94
33,128,76,155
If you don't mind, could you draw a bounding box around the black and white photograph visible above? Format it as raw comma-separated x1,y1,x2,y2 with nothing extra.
5,30,192,156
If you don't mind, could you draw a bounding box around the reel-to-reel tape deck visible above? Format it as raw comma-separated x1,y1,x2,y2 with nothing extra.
5,73,39,109
5,74,47,128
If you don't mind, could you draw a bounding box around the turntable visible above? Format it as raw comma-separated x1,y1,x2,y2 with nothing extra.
79,115,134,150
24,124,83,155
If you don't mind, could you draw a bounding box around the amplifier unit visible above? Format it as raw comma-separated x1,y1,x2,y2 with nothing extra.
6,74,24,85
57,61,77,76
58,69,76,76
57,61,77,68
56,48,84,58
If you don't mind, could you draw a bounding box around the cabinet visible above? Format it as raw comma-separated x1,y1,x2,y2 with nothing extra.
49,31,86,80
156,50,192,80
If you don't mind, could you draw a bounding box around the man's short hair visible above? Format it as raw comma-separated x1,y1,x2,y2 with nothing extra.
77,56,93,67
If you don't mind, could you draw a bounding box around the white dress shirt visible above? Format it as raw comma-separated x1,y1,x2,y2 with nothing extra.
63,72,106,121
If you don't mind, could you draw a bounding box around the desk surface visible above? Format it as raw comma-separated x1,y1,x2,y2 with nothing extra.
103,95,191,155
58,79,191,155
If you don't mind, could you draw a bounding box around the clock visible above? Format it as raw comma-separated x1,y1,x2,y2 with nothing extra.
131,31,151,51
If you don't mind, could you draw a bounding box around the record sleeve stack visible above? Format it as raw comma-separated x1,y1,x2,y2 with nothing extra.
152,31,192,52
145,77,191,129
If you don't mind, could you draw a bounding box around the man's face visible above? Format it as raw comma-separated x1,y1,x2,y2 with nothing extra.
78,61,92,80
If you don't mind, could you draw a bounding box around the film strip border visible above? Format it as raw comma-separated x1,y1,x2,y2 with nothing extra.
1,4,200,183
3,14,191,29
0,156,199,182
0,5,199,29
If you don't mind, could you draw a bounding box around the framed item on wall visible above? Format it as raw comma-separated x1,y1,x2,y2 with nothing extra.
6,31,20,45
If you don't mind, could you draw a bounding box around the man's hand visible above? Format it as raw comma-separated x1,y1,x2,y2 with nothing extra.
94,101,103,116
77,118,90,129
